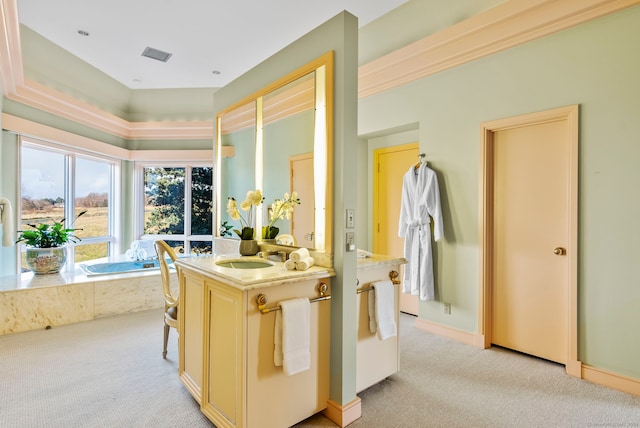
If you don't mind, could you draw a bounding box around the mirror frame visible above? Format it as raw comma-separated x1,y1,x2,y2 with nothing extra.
215,51,334,257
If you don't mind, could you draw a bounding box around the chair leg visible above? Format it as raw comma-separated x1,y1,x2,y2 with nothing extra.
163,323,170,359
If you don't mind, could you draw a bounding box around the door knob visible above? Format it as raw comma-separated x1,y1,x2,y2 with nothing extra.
553,247,566,256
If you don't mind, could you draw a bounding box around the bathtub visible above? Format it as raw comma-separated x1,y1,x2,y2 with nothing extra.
79,258,174,276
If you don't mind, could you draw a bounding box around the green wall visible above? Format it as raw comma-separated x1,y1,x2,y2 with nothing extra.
213,11,360,405
358,5,640,379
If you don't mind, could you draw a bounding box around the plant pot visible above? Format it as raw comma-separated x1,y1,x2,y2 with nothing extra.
25,246,67,274
238,239,259,256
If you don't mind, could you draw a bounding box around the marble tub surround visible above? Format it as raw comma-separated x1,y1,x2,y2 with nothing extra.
0,267,172,335
174,253,335,291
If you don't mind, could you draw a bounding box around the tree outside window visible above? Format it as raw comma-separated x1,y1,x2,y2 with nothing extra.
143,166,213,254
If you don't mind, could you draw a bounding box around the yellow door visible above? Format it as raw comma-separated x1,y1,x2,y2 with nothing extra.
491,120,569,364
374,143,419,315
290,153,315,247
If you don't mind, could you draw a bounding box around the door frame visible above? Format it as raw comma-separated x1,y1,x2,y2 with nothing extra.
477,105,581,377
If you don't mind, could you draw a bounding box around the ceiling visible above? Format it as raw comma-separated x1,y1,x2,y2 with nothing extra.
17,0,407,90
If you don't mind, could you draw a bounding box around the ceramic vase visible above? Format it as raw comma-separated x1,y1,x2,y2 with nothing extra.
239,239,259,256
25,246,67,274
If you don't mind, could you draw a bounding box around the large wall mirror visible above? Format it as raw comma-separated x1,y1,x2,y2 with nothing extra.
216,51,334,256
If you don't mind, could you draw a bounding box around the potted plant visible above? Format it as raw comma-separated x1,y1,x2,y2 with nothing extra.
226,190,263,255
16,210,86,274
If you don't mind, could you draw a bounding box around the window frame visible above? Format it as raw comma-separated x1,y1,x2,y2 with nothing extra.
19,137,121,272
135,161,213,254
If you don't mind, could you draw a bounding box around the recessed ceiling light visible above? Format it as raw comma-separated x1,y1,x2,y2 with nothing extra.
77,30,89,36
141,47,172,63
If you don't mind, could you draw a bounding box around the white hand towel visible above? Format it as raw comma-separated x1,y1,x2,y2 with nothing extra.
289,247,310,262
368,280,397,341
274,298,311,376
295,256,315,271
125,249,135,260
284,259,297,270
1,198,15,247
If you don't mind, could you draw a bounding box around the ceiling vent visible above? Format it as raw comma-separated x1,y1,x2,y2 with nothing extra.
141,47,172,62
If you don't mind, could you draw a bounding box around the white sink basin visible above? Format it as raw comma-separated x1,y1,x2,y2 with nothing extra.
216,259,274,269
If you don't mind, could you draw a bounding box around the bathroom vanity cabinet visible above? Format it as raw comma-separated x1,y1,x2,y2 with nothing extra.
356,256,406,392
176,256,334,428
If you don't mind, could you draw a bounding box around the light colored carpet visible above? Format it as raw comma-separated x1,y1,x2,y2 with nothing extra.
1,309,639,427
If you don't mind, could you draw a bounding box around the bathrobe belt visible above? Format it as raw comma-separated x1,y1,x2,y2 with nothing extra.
407,218,430,230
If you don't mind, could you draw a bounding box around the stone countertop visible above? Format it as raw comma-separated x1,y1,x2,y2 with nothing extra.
357,253,406,271
174,255,335,291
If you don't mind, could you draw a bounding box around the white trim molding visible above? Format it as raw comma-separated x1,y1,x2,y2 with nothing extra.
2,113,213,162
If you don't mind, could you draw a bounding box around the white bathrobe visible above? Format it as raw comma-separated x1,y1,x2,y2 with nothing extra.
398,164,443,301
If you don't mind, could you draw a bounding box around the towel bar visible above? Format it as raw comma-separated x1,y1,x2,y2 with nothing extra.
256,282,330,314
356,270,400,294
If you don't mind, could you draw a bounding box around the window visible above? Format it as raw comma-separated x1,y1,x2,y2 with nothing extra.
19,139,118,271
139,164,213,254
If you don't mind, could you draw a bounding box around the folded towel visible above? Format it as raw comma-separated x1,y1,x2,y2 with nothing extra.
125,249,135,260
368,280,397,341
295,256,315,271
289,247,310,262
284,259,297,271
274,298,311,375
130,240,155,255
136,248,147,260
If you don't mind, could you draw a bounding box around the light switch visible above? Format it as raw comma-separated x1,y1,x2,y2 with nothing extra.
346,209,355,228
346,232,355,252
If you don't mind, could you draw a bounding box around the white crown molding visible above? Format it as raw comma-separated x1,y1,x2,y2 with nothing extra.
2,0,638,137
2,113,213,161
358,0,640,98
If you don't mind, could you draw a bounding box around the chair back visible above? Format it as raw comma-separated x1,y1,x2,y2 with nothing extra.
154,240,179,307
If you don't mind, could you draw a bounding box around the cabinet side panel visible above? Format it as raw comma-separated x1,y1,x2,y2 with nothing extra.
356,266,401,392
246,279,331,428
180,271,203,402
207,284,242,426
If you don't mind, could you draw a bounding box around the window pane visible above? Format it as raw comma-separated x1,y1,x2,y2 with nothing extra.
75,157,110,239
191,241,213,255
144,167,185,235
20,147,66,271
75,243,109,263
192,167,213,235
165,240,185,255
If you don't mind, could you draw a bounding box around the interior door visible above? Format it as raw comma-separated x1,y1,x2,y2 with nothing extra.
290,153,315,247
373,143,419,315
491,120,569,364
